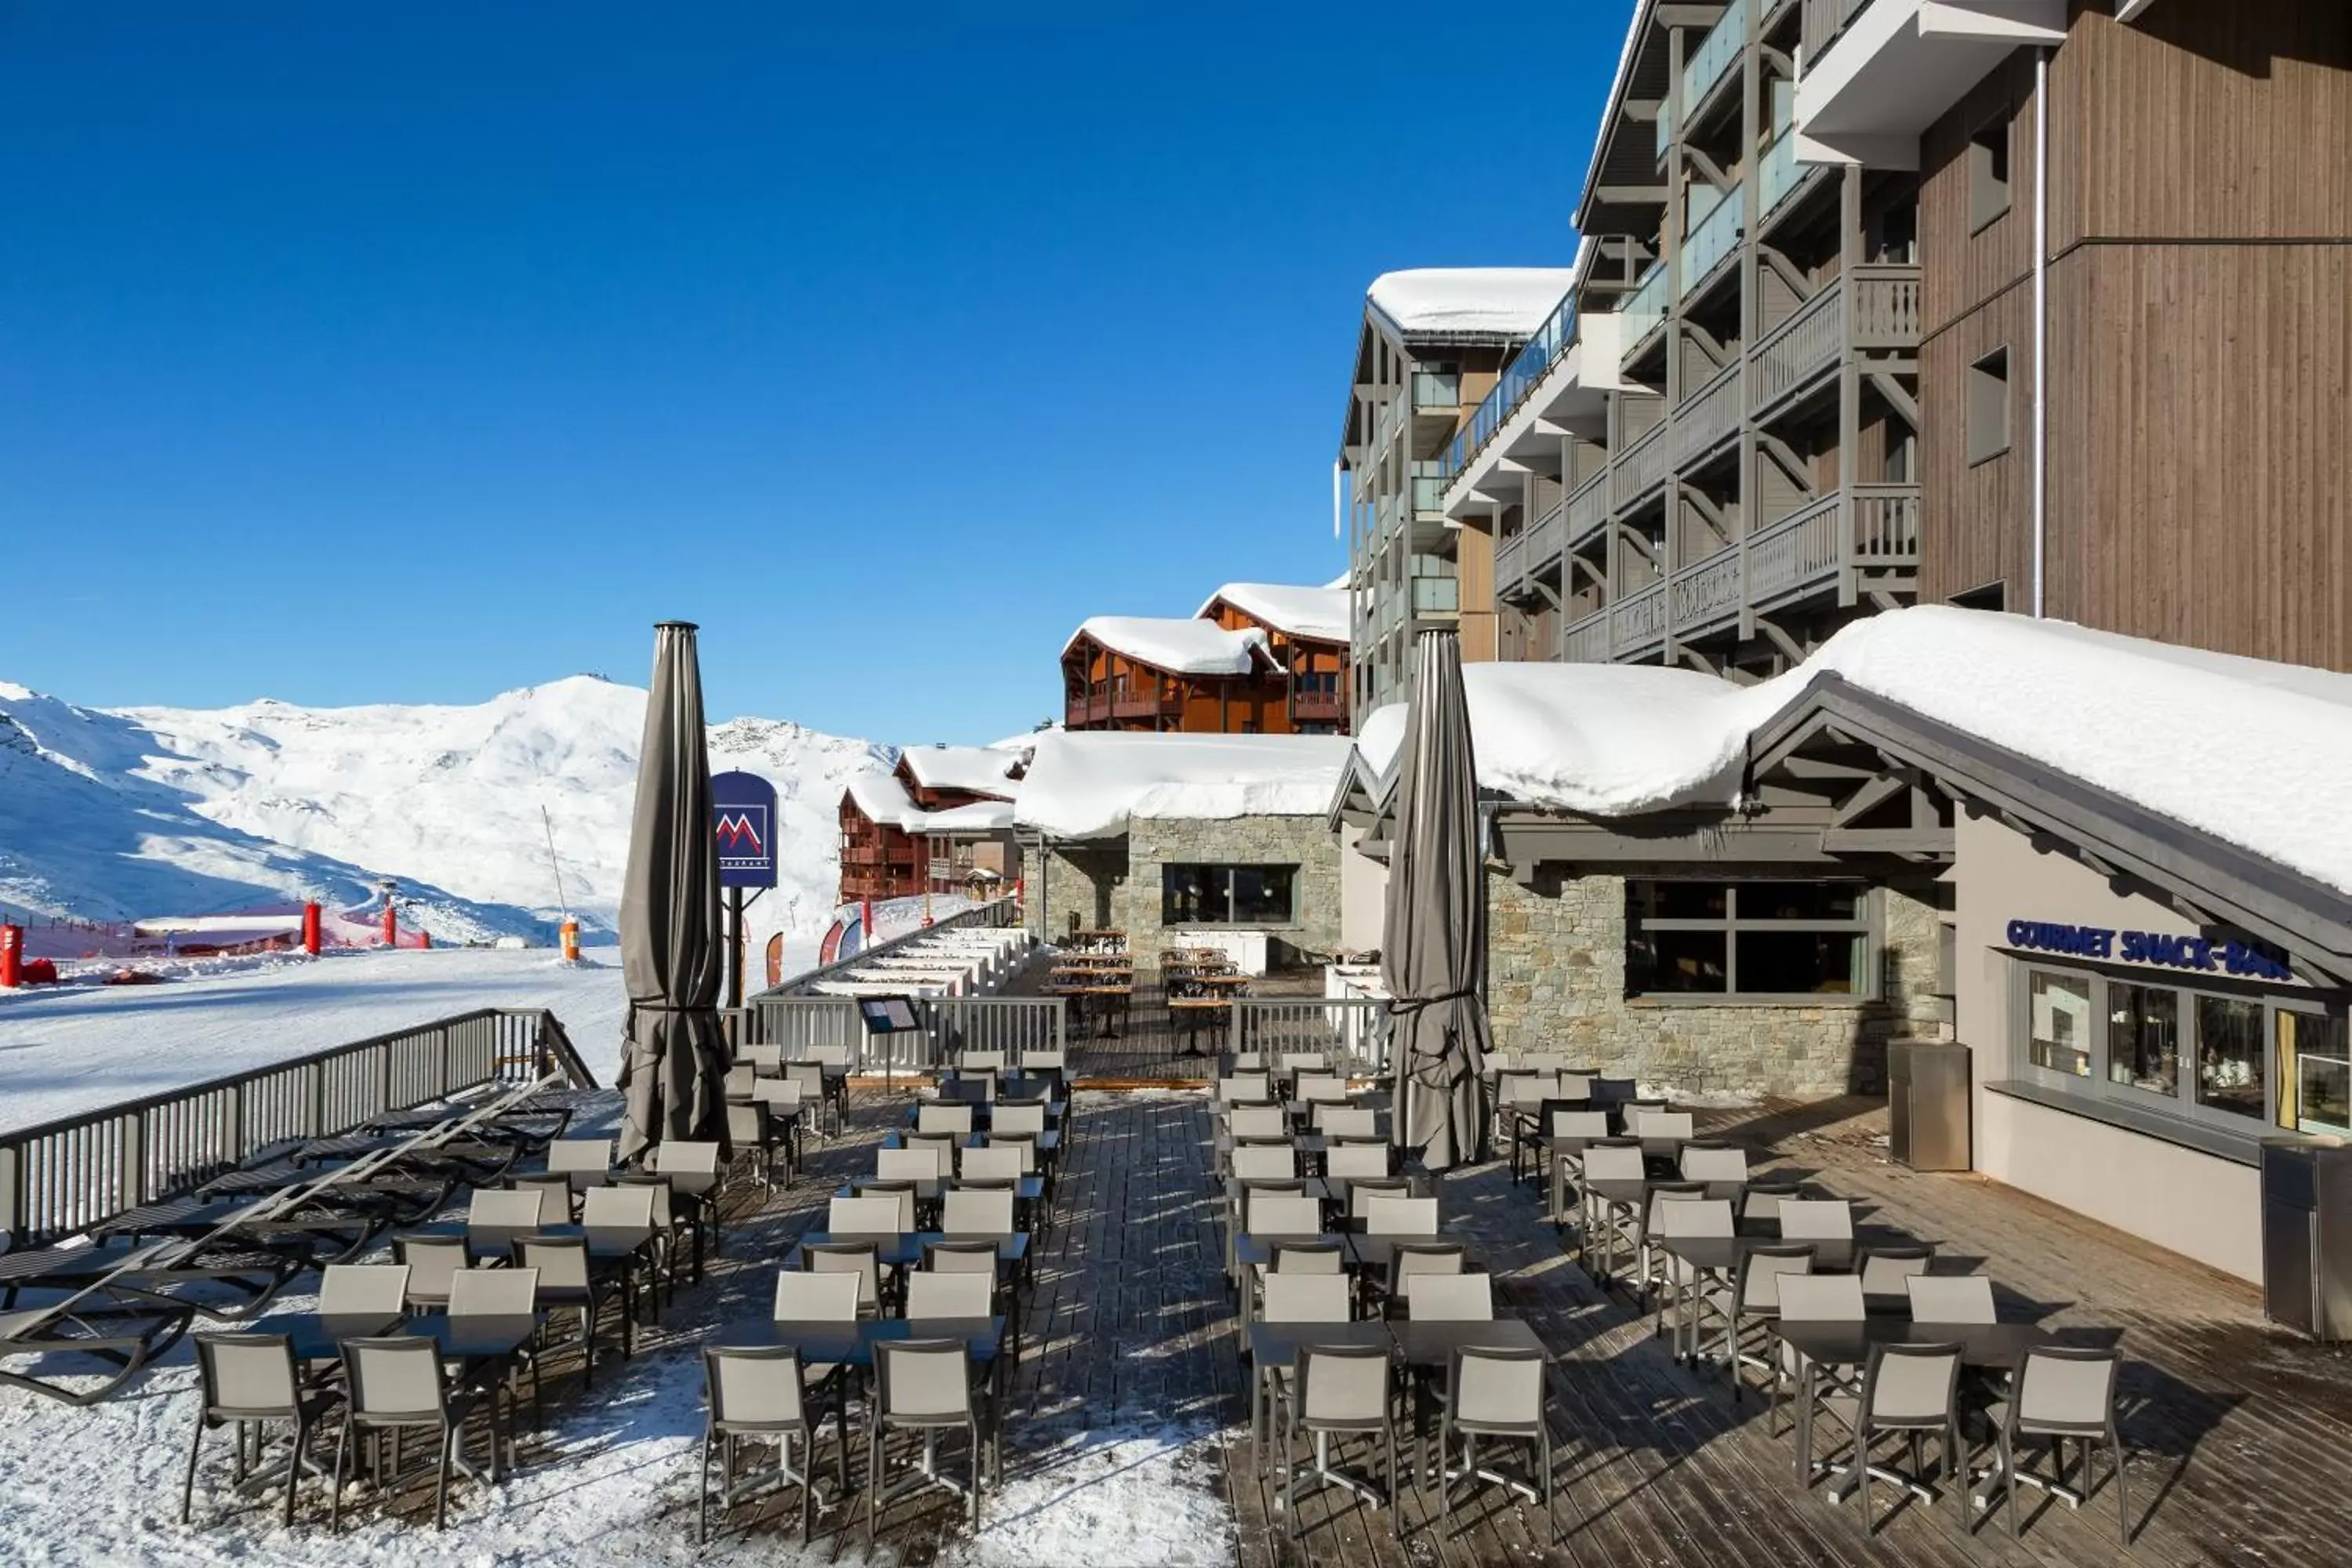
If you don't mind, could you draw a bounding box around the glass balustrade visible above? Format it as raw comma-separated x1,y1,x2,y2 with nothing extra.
1439,290,1578,481
1679,185,1743,299
1683,0,1747,112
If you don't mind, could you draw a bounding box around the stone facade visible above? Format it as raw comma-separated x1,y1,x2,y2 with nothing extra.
1486,864,1945,1098
1032,814,1342,967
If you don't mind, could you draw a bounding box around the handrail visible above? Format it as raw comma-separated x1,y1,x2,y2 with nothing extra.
757,896,1019,998
1442,289,1581,481
0,1006,594,1245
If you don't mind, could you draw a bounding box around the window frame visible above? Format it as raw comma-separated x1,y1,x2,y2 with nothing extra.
1968,111,2013,234
1160,862,1299,927
1967,347,2012,466
1624,880,1879,1004
2007,957,2350,1139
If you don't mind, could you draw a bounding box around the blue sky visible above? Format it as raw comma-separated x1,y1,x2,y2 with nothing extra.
0,2,1619,745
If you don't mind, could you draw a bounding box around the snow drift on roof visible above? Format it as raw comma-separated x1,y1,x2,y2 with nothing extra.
898,743,1018,797
1066,616,1269,676
846,772,1015,835
1200,583,1352,644
1365,269,1578,339
1351,607,2352,893
1017,732,1356,841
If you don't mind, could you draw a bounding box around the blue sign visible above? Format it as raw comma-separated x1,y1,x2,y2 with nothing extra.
2003,918,2292,982
711,770,779,890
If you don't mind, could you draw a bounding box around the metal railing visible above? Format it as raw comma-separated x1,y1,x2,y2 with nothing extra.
739,992,1065,1075
1803,0,1873,59
1685,0,1750,116
1680,183,1744,301
1443,290,1581,481
759,898,1019,999
0,1009,595,1246
1229,996,1392,1077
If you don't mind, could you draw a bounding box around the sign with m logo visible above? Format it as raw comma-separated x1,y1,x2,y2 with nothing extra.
711,770,779,889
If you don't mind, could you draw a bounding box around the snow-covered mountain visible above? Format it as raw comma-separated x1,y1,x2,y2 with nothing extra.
0,675,894,951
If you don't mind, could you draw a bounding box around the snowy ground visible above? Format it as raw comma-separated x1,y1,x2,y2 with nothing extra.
0,947,634,1133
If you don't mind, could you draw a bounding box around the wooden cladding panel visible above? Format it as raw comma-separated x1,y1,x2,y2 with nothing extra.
2045,243,2352,670
1918,53,2041,339
1918,283,2036,605
2051,0,2352,250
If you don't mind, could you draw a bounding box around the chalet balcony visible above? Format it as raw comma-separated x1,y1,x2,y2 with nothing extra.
1797,0,2064,168
1751,264,1923,422
1290,688,1345,726
840,845,887,868
1064,687,1182,729
1555,481,1921,664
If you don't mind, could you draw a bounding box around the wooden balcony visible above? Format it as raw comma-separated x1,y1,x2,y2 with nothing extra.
1290,688,1346,726
1064,689,1181,729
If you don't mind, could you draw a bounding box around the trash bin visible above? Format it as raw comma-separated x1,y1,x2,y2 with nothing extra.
1887,1039,1969,1171
2261,1137,2352,1340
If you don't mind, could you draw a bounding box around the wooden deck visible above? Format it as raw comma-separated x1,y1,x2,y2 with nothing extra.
509,1085,2352,1564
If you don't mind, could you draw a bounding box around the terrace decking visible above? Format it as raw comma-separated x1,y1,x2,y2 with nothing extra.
524,1084,2352,1565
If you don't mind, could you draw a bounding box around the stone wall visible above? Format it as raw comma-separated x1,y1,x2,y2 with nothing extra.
1485,865,1944,1098
1032,814,1342,967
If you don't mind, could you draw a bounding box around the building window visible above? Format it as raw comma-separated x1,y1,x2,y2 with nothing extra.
1969,114,2012,233
1163,864,1297,926
2106,982,2180,1098
1625,880,1874,1000
2280,1009,2352,1135
1967,348,2011,465
2196,994,2267,1120
2027,970,2094,1076
2012,960,2348,1138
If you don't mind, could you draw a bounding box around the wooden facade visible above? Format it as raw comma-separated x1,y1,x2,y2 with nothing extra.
1917,0,2352,668
836,753,1018,905
1061,627,1341,735
1199,596,1352,733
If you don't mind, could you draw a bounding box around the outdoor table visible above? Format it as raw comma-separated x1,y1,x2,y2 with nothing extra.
1324,1173,1430,1212
837,1177,947,1212
1345,1234,1483,1284
1226,1177,1334,1211
245,1309,407,1366
1770,1318,2053,1494
1541,1134,1605,1225
1244,1319,1393,1450
1386,1316,1544,1365
788,1230,1029,1279
753,1316,1008,1368
1167,996,1229,1055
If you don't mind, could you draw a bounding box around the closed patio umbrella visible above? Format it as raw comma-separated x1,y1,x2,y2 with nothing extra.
615,621,731,1164
1381,629,1491,1173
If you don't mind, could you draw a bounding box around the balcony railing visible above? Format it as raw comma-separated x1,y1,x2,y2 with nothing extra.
1494,528,1526,595
1411,463,1448,515
1751,275,1846,412
1680,181,1744,300
1803,0,1873,58
1611,579,1670,655
1411,370,1461,409
1685,0,1749,118
1564,609,1612,664
1747,493,1845,604
1654,93,1676,163
1759,129,1809,218
1853,483,1922,562
1671,545,1746,636
1443,291,1579,480
1410,575,1461,615
1566,470,1611,544
1612,416,1674,508
1620,260,1671,364
1853,265,1924,346
1523,498,1565,573
1675,364,1743,466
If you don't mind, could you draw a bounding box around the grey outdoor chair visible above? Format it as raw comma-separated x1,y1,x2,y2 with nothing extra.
905,1269,994,1321
318,1263,410,1318
868,1338,990,1537
330,1335,495,1532
1324,1141,1392,1180
393,1233,473,1312
1990,1345,2130,1543
1281,1342,1402,1540
509,1172,579,1221
1436,1345,1556,1543
699,1345,850,1544
1905,1273,1998,1324
1817,1341,1966,1535
941,1187,1014,1236
1711,1243,1813,1404
1383,1240,1466,1314
802,1242,884,1317
1404,1272,1494,1322
514,1234,619,1385
182,1332,336,1528
1856,1243,1935,1301
727,1100,779,1190
1773,1273,1867,1459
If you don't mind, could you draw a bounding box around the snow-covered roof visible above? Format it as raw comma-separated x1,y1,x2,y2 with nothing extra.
1017,732,1356,841
845,772,1014,836
1198,583,1352,644
1349,607,2352,894
898,743,1018,798
1364,269,1580,341
1065,616,1269,676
